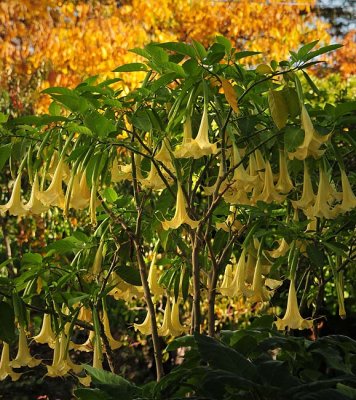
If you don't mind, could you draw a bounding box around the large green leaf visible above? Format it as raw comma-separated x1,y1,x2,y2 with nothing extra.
0,301,16,343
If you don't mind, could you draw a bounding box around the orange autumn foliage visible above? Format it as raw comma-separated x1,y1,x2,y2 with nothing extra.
0,0,346,113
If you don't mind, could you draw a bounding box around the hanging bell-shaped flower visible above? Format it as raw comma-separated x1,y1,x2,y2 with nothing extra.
276,150,294,193
162,184,200,230
171,299,188,336
268,239,290,258
148,252,164,299
248,256,271,303
111,159,132,182
157,297,181,337
288,105,330,160
0,173,28,216
10,325,41,368
254,161,285,204
0,343,22,381
305,167,335,219
38,159,66,208
174,104,218,159
33,313,56,348
275,279,313,330
67,170,90,210
292,162,315,210
335,169,356,214
134,310,152,335
24,174,49,214
102,309,122,350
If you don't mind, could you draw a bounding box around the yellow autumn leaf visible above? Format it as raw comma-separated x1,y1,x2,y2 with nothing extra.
268,90,288,130
221,78,239,113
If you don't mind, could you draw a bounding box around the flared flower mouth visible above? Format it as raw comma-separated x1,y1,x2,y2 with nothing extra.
0,173,28,216
134,310,152,335
10,325,41,368
38,159,66,209
288,105,330,160
0,343,22,381
33,313,56,348
174,105,218,159
162,184,200,230
275,278,313,330
25,174,49,214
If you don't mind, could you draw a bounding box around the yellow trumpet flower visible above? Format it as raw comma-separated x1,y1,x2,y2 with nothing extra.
254,149,266,180
288,105,330,160
268,239,290,258
111,159,132,182
249,256,271,303
0,343,22,381
275,279,313,330
24,174,49,214
305,167,335,219
155,138,174,169
158,297,181,337
73,330,95,352
67,170,90,210
255,161,285,204
38,159,66,208
0,173,28,216
162,184,199,230
33,314,56,348
174,116,201,158
335,169,356,214
91,241,104,277
216,206,243,232
134,310,152,335
46,335,70,377
102,309,122,350
93,335,103,370
174,104,218,159
220,249,251,298
171,299,188,336
108,272,143,301
140,162,173,190
292,162,315,210
148,252,164,298
10,325,41,368
276,150,294,193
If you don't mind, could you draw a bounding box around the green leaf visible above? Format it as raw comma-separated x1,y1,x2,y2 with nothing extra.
335,101,356,118
113,63,148,73
22,253,42,266
192,40,207,60
306,244,325,267
216,36,232,53
83,365,141,399
282,87,300,118
66,122,93,136
0,112,9,123
74,388,111,400
45,236,84,255
149,72,177,92
268,90,288,130
194,333,259,381
84,111,116,138
161,61,186,77
0,143,12,171
0,301,16,343
302,70,320,95
131,109,153,131
145,43,169,64
297,40,319,59
284,126,304,152
115,266,142,286
323,242,347,257
101,187,118,203
51,94,91,114
235,51,261,61
166,335,195,351
158,42,196,58
304,44,343,62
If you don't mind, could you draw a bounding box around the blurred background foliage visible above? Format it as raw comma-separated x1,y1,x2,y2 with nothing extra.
0,2,355,398
0,0,354,118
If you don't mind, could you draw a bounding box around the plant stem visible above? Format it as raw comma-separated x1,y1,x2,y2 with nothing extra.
135,245,164,381
191,227,202,334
